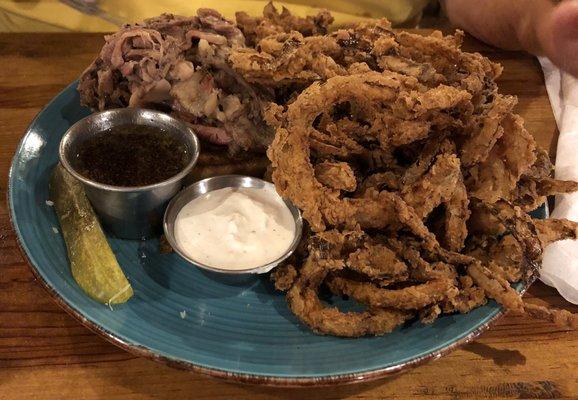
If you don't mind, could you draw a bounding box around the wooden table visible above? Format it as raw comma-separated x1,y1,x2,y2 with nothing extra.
1,33,577,400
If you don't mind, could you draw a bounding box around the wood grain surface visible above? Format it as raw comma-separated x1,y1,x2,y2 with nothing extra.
1,33,577,400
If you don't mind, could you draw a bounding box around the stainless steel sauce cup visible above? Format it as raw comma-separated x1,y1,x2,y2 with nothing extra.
163,175,303,275
59,108,200,239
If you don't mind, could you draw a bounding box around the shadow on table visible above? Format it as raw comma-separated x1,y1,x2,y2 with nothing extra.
462,342,526,367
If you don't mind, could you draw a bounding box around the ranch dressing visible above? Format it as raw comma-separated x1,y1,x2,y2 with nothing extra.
174,186,296,270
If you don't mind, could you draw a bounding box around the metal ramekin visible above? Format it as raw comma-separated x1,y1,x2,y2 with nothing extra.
59,108,200,239
163,175,303,275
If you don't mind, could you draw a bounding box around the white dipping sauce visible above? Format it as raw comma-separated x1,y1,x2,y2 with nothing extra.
174,186,296,270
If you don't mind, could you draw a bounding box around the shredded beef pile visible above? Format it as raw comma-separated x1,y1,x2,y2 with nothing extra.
78,4,332,153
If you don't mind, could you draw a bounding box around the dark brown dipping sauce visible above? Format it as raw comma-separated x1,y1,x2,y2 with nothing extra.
75,124,188,187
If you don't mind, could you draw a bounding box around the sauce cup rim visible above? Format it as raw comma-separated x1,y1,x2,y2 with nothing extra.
59,108,200,193
163,175,304,275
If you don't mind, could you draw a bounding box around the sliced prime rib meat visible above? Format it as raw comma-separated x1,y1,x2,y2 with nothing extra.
77,4,336,153
78,9,273,153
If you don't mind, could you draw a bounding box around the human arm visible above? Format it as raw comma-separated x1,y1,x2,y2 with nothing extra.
443,0,578,76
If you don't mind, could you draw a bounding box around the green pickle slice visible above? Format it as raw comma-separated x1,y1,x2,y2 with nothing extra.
50,164,133,305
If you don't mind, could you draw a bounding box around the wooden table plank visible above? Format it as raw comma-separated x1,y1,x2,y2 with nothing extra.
1,33,577,400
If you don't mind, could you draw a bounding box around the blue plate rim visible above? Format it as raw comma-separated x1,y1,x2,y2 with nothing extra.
7,81,534,387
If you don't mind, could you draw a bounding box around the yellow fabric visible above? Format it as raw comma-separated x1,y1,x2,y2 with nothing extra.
0,9,71,31
0,0,429,32
0,1,118,32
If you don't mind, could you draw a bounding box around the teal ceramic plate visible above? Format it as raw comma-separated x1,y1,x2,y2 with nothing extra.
9,82,544,386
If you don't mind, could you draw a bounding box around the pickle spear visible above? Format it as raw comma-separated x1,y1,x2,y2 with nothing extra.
50,164,133,304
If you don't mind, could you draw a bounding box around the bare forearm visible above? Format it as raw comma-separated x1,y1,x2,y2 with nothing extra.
443,0,554,54
443,0,578,77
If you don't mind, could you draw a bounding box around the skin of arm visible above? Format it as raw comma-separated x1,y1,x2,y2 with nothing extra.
442,0,578,77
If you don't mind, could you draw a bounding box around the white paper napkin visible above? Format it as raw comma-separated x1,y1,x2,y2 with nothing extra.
538,57,578,304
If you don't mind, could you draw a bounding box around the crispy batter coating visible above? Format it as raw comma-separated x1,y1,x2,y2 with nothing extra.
440,174,470,252
512,178,578,211
327,275,458,310
236,2,333,47
467,115,537,203
387,238,457,281
286,244,412,337
468,236,526,282
485,201,543,267
442,276,487,314
271,264,298,291
314,161,357,192
524,303,578,330
268,71,471,232
459,95,516,166
467,263,525,313
535,218,578,247
288,287,413,337
345,244,408,281
401,153,461,219
419,305,443,324
229,32,346,86
355,172,400,197
260,10,578,336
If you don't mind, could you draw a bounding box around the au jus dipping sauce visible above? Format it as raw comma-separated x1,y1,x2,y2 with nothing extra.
74,124,188,187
